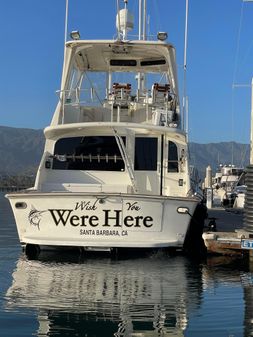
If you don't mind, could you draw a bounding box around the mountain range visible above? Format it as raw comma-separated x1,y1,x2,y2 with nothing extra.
0,126,44,176
0,125,250,179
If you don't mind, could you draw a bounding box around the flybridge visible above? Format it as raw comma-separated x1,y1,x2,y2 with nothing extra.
57,2,180,128
56,42,180,127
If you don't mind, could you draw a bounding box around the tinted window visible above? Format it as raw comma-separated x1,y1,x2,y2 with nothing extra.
110,59,137,66
140,59,166,66
134,138,157,171
168,141,178,172
52,136,125,171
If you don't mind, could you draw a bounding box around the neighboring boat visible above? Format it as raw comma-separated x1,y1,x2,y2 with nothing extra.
212,164,245,207
231,184,246,208
6,0,205,253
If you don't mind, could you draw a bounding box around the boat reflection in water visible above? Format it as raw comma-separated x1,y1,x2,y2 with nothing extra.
5,252,203,336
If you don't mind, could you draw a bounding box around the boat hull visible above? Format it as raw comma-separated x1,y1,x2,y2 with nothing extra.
6,192,199,250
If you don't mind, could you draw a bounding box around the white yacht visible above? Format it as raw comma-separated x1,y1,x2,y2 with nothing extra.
6,1,204,253
212,164,245,207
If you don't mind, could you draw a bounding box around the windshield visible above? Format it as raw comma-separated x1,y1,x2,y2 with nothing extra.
63,69,170,106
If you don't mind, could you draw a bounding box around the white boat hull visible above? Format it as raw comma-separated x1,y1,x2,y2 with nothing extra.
6,192,198,249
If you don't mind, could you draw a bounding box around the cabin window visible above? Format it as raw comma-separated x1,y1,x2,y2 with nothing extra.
140,59,166,66
52,136,125,171
168,141,179,172
110,59,137,66
134,137,157,171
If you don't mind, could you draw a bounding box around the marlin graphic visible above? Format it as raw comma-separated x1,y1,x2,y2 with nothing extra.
28,206,47,230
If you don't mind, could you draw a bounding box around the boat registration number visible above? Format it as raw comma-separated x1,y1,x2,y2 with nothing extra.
241,239,253,249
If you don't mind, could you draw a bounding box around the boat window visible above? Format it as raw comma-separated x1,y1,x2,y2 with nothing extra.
110,60,137,66
134,137,157,171
68,67,83,90
168,141,179,172
62,71,107,106
140,59,166,66
61,69,170,107
52,136,125,171
231,168,243,176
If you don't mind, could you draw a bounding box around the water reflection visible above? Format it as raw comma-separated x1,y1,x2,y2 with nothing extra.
5,252,203,337
240,262,253,337
202,256,249,337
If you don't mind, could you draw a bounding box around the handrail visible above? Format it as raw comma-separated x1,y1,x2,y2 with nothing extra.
51,154,123,163
56,88,105,106
56,88,178,108
113,129,138,192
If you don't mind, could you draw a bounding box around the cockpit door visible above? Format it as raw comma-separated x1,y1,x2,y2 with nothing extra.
162,137,186,197
134,136,161,195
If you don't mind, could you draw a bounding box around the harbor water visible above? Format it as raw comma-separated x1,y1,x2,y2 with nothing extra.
0,191,252,337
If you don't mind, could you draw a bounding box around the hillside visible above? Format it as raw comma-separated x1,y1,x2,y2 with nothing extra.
0,126,44,175
0,125,250,178
189,142,250,178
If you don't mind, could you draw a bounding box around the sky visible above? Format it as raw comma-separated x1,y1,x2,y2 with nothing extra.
1,0,253,144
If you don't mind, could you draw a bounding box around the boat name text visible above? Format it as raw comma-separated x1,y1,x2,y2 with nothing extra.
48,209,153,228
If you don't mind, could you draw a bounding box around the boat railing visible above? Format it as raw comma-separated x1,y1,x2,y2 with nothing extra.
48,154,183,167
57,87,179,126
57,87,177,108
56,88,105,107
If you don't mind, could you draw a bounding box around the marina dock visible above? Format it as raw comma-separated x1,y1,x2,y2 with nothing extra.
205,207,244,232
203,207,253,257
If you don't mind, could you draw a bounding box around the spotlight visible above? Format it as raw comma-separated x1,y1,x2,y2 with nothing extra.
157,32,168,41
70,30,80,40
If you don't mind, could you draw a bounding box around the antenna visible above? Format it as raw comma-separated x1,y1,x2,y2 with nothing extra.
64,0,69,44
116,0,121,40
182,0,189,131
116,0,134,40
139,0,142,39
143,0,147,40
